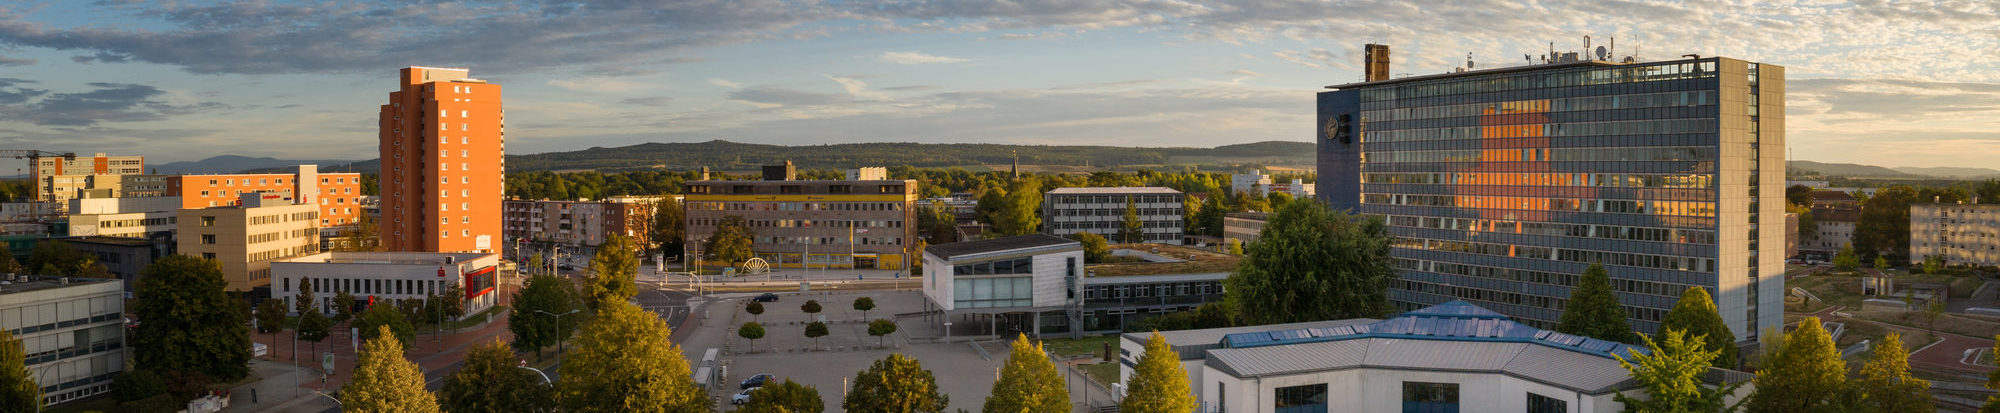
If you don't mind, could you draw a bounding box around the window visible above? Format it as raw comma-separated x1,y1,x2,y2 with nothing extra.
1403,382,1458,413
201,253,216,260
1275,384,1327,413
201,234,216,244
952,276,1033,308
460,110,468,117
201,216,216,226
1526,393,1566,413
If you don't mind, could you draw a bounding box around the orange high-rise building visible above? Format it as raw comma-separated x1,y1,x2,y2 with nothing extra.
379,67,504,253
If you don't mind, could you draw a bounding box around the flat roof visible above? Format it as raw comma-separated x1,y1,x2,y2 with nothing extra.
0,275,120,295
1325,60,1630,89
278,251,494,265
924,234,1078,260
1082,272,1227,285
686,179,915,185
1045,187,1182,195
58,236,155,247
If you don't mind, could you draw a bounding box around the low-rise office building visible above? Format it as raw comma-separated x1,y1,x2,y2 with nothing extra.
923,235,1230,336
0,275,126,407
31,153,145,207
273,251,500,318
1222,212,1269,248
685,167,919,270
178,193,322,292
65,196,182,239
63,236,171,296
1122,301,1753,413
1912,203,2000,267
1042,187,1185,244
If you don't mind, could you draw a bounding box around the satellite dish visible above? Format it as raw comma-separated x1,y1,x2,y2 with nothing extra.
1595,46,1609,61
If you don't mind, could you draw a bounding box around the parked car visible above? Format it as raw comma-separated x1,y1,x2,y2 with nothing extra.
732,387,760,405
740,373,773,390
753,293,780,302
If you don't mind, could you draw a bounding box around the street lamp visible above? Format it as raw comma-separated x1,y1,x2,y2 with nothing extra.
33,359,79,413
535,309,581,367
517,364,553,384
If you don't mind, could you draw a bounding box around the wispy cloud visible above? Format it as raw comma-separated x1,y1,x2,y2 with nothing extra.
879,51,970,64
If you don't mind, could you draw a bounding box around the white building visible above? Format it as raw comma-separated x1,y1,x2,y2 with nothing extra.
0,275,125,407
272,251,501,319
1121,301,1753,413
66,196,182,238
920,234,1084,336
1230,173,1272,194
846,167,888,181
1913,203,2000,267
1042,187,1185,244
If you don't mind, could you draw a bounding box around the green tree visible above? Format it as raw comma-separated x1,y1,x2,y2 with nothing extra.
440,339,554,413
111,368,168,403
1985,335,2000,411
1925,297,1947,333
1226,239,1243,255
649,197,686,258
298,309,333,365
802,299,822,320
1834,244,1861,271
705,215,756,266
842,354,949,413
1267,191,1293,210
343,325,442,413
739,378,824,413
994,180,1042,236
334,214,383,252
1119,196,1142,243
975,187,1008,228
1613,328,1745,413
1121,332,1195,413
868,319,898,347
1921,255,1944,275
0,329,36,412
1854,333,1934,412
357,301,416,347
916,202,960,244
295,275,317,314
1748,317,1848,413
745,301,765,322
738,322,765,352
854,296,876,320
1790,204,1818,244
1225,200,1396,324
439,282,467,320
1876,256,1892,272
510,273,581,357
254,298,288,358
0,251,22,274
983,334,1069,413
1661,286,1739,368
555,300,707,412
587,234,641,310
1190,193,1227,237
804,321,829,350
334,290,359,325
133,255,252,381
1071,232,1110,263
1556,263,1641,344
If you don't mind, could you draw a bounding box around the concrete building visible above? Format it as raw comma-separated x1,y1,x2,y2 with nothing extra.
1319,44,1786,339
379,67,504,253
177,193,322,292
1802,207,1858,261
921,234,1083,336
1222,212,1269,248
684,171,919,270
171,165,365,227
1912,203,2000,267
31,153,145,206
1231,172,1316,199
0,201,61,236
64,236,170,296
846,167,887,181
273,251,500,319
0,275,126,407
117,174,172,198
502,198,657,259
1126,301,1752,413
1042,187,1186,244
65,196,182,239
1230,173,1272,194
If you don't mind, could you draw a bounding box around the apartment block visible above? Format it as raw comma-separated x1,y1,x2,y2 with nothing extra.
1320,44,1785,339
171,165,364,227
65,196,182,239
1912,203,2000,267
503,197,661,257
0,275,125,407
380,67,505,253
31,153,144,206
177,193,322,291
684,172,919,270
1042,187,1185,244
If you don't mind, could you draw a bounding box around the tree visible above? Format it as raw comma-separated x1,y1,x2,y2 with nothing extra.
1921,255,1945,275
649,197,686,258
842,354,949,413
738,322,765,352
1121,332,1195,413
1790,204,1819,244
334,214,383,252
1985,335,2000,411
975,187,1008,228
334,290,359,325
868,319,897,347
111,368,168,403
745,301,765,322
804,321,829,350
1613,328,1745,413
1556,263,1641,344
802,299,822,321
1662,286,1739,368
994,180,1042,236
0,329,36,412
739,378,824,413
295,276,317,315
555,300,707,412
343,325,442,413
133,255,252,382
1925,297,1947,333
440,339,554,413
1748,317,1848,413
357,301,416,347
705,215,756,266
439,282,467,320
587,234,641,310
1071,232,1110,263
1225,200,1396,324
528,253,546,276
254,298,288,359
854,296,876,320
298,309,332,365
1119,196,1143,243
510,273,580,356
1227,239,1244,255
1267,191,1293,210
27,240,91,278
984,333,1068,413
1854,333,1934,412
0,251,22,274
1787,184,1814,207
916,202,960,244
1190,193,1227,237
1834,244,1861,271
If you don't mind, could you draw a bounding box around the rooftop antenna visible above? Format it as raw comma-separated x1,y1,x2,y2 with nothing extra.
1466,53,1475,70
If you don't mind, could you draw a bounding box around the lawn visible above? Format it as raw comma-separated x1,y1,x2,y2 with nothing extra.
1088,244,1240,277
1040,335,1121,386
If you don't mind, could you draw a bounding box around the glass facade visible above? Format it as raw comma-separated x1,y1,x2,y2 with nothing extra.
1320,57,1783,338
1401,381,1459,413
1275,383,1329,413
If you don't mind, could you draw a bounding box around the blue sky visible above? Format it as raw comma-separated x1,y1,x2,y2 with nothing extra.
1,0,1996,168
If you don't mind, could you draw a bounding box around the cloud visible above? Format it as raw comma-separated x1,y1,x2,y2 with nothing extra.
727,85,851,107
0,81,225,126
621,96,674,107
979,32,1066,41
0,54,29,66
0,78,47,104
708,78,743,89
879,51,970,64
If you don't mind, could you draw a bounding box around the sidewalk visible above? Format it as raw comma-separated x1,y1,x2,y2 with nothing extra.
224,290,520,411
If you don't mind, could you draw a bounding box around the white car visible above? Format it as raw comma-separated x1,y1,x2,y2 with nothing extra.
731,387,760,405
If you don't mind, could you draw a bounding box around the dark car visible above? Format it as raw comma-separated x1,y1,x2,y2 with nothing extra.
740,373,773,390
753,293,780,302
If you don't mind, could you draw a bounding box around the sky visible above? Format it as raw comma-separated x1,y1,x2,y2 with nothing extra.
0,0,1996,168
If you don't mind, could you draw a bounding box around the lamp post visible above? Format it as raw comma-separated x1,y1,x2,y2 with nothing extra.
33,359,79,413
536,309,580,367
517,364,553,384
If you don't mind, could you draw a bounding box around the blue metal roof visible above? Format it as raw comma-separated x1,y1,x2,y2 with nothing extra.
1220,300,1648,359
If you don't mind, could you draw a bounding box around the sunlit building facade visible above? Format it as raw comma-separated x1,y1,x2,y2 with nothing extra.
1319,50,1785,340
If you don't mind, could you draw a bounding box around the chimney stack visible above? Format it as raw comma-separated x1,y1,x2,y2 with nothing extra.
1364,44,1391,82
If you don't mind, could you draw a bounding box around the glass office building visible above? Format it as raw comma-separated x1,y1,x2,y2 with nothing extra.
1319,54,1784,339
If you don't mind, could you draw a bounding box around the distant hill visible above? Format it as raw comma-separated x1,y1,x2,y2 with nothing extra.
1892,166,2000,179
499,139,1317,172
153,155,364,175
1788,160,1919,178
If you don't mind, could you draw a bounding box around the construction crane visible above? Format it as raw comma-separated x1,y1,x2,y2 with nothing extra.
2,149,77,220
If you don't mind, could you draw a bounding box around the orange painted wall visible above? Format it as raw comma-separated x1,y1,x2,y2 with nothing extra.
170,173,363,227
380,67,504,253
